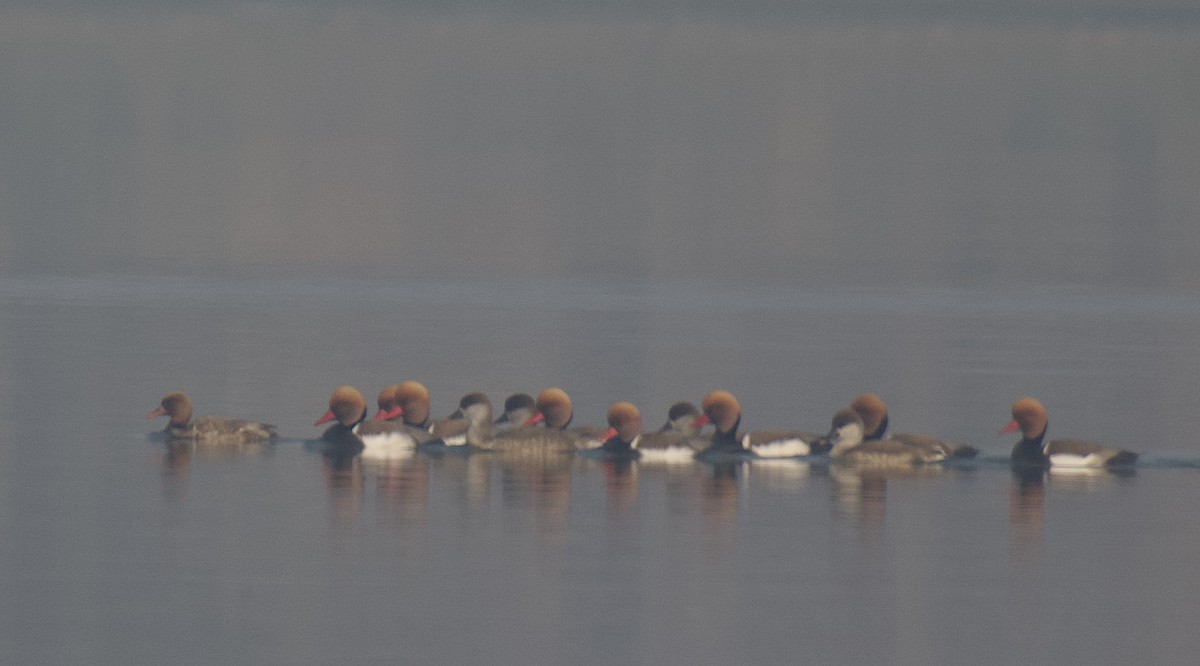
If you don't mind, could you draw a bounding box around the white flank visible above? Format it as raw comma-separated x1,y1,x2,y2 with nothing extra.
1047,452,1105,468
359,432,419,460
746,436,812,458
576,436,603,450
1047,465,1111,479
636,445,697,464
440,433,468,447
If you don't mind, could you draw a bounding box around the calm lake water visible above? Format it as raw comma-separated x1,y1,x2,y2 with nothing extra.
0,275,1198,664
3,2,1200,663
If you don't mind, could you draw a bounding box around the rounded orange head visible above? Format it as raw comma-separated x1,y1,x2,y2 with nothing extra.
700,390,741,434
147,391,193,426
531,387,574,429
602,401,643,443
1001,396,1048,439
315,386,367,427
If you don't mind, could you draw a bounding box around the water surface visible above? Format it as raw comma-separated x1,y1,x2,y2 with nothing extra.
1,276,1198,664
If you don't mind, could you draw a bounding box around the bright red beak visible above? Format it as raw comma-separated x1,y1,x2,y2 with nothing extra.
693,414,711,427
524,412,546,426
373,405,403,421
315,410,336,426
999,420,1020,435
600,426,618,442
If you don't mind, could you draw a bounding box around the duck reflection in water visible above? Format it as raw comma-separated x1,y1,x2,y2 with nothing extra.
829,462,950,531
159,440,192,477
320,449,365,526
313,440,432,528
700,462,741,522
155,441,193,499
426,451,493,508
366,457,431,527
1009,465,1046,551
153,429,273,499
306,387,367,524
498,452,574,542
830,466,889,527
690,462,742,557
746,457,823,494
601,457,639,514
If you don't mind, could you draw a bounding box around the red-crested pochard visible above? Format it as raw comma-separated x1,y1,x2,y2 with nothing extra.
373,385,401,421
395,381,434,429
314,386,368,449
495,393,537,428
374,381,435,429
850,393,978,459
454,392,584,453
599,402,703,462
660,401,706,437
355,393,435,459
824,408,947,466
526,387,606,449
697,390,828,457
146,392,277,444
376,381,469,445
1001,396,1137,468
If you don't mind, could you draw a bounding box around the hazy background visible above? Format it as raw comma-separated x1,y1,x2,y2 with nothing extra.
2,2,1199,289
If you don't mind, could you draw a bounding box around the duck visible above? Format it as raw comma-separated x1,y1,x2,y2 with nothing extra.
413,391,484,450
824,408,947,466
313,386,367,451
850,393,978,459
452,392,582,454
696,390,828,457
599,402,642,457
394,381,435,430
423,390,480,447
1001,396,1137,468
600,402,703,462
355,393,435,459
373,385,401,421
655,401,711,454
146,391,277,444
525,387,607,449
374,381,434,429
376,381,470,445
660,401,706,437
495,393,537,428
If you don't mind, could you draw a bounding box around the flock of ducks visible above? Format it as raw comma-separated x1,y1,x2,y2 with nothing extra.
146,384,1139,469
